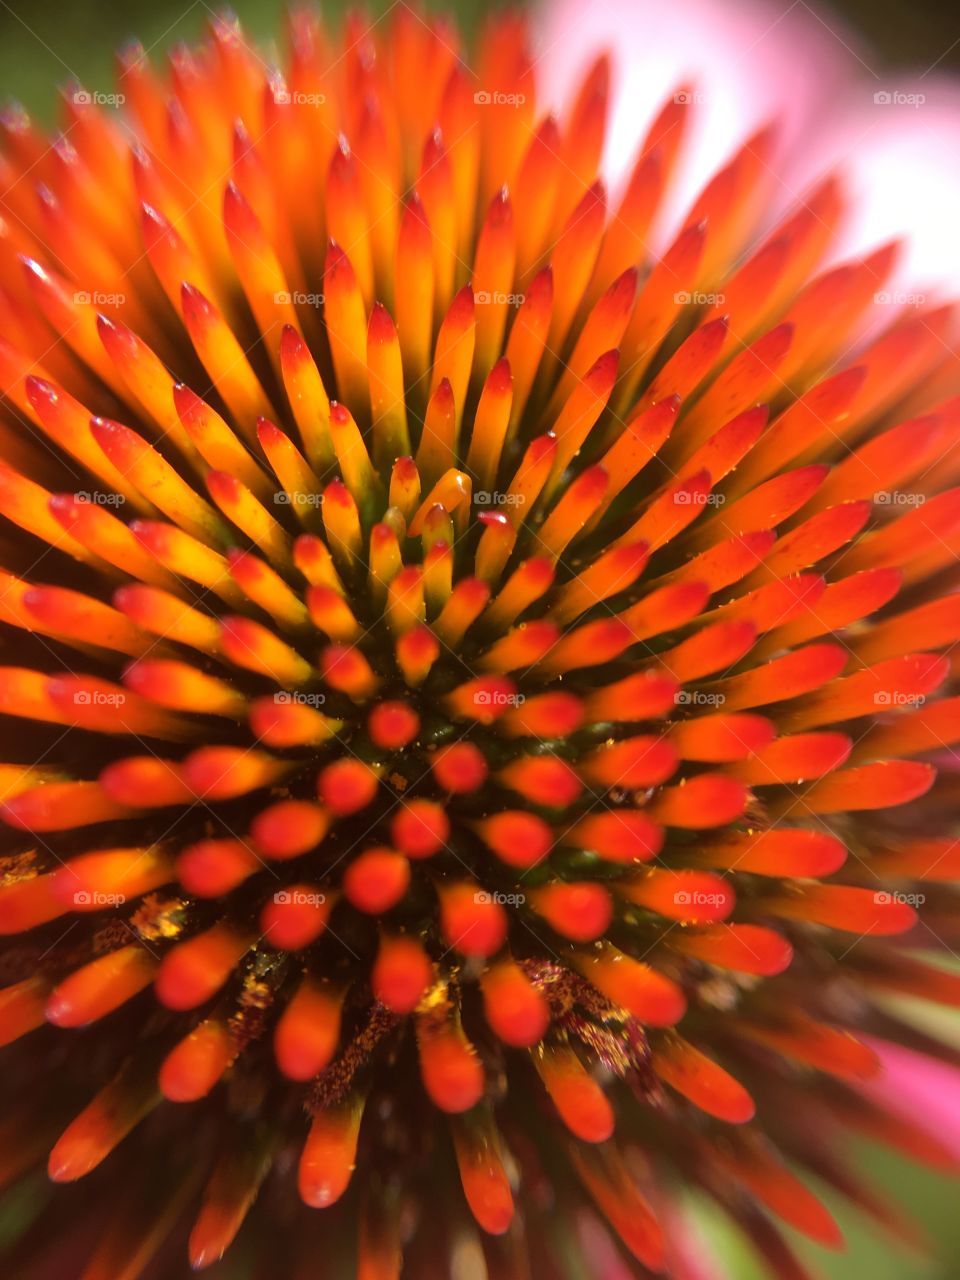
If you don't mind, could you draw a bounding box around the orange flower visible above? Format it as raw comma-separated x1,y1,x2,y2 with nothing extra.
0,7,958,1278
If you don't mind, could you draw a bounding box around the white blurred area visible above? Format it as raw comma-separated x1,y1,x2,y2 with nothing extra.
793,81,960,298
533,0,960,295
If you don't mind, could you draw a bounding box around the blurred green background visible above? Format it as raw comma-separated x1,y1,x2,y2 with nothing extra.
0,0,498,119
1,0,959,1276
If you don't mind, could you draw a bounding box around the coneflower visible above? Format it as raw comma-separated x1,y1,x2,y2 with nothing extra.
0,6,959,1278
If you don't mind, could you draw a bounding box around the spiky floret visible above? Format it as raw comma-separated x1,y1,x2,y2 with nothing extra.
0,7,959,1278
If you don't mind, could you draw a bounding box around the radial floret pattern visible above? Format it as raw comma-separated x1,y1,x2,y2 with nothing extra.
1,8,960,1279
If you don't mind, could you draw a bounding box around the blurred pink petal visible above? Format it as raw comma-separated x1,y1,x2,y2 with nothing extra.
536,0,960,290
535,0,858,237
661,1202,730,1280
576,1212,637,1280
791,78,960,292
864,1036,960,1161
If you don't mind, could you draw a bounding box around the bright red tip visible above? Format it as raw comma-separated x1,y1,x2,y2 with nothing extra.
342,848,410,914
368,700,421,749
431,742,489,793
317,759,379,814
